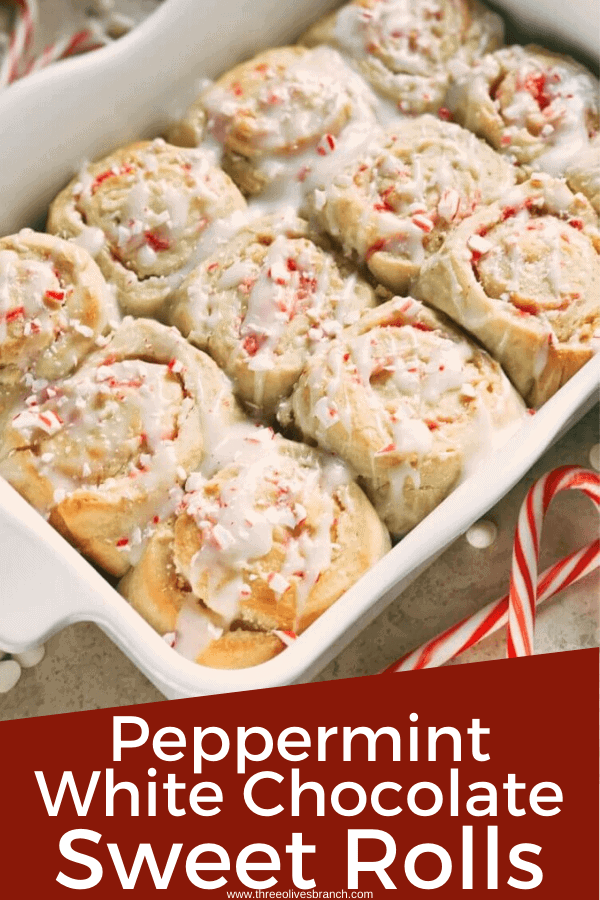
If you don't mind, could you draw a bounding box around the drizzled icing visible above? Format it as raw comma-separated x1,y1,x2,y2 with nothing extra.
289,297,526,534
27,15,596,670
49,138,247,316
416,174,600,406
0,231,111,422
318,116,516,286
473,194,600,343
448,45,599,175
168,428,351,659
173,214,374,414
0,249,64,361
304,0,503,115
9,358,182,516
334,0,480,103
335,0,464,73
198,45,388,212
204,46,366,155
0,320,218,571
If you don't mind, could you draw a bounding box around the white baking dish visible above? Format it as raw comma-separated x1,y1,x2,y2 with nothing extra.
0,0,598,699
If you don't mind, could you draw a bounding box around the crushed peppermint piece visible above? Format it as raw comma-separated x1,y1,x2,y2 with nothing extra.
375,443,396,455
437,189,460,221
212,523,235,550
272,629,297,647
96,365,113,382
467,234,493,256
412,214,434,233
294,503,307,525
316,133,336,156
74,323,95,338
207,622,224,640
13,409,64,435
268,259,290,284
314,189,327,210
267,572,290,596
185,472,205,492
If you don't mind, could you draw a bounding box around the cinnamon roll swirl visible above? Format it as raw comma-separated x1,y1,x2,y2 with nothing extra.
0,230,115,428
120,427,390,668
0,318,243,576
446,45,599,186
315,115,517,293
170,213,377,416
171,45,379,204
300,0,503,114
47,139,247,319
416,175,600,406
286,297,527,535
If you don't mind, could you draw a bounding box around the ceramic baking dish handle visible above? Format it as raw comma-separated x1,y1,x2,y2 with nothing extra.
0,477,142,654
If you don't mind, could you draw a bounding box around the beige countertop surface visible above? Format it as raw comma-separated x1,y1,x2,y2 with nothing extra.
1,404,597,720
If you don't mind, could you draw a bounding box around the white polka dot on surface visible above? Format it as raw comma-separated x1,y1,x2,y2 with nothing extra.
14,644,45,668
589,444,600,472
466,519,498,549
0,659,21,693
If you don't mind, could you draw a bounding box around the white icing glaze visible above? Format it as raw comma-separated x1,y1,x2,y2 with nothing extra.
199,46,402,214
499,55,597,174
5,344,194,565
0,248,58,347
318,119,514,269
170,430,351,650
293,296,527,531
68,140,248,301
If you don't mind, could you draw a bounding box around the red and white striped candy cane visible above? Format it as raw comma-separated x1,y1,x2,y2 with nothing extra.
385,537,599,672
0,0,37,89
272,629,298,648
386,466,599,673
507,465,600,657
24,28,108,77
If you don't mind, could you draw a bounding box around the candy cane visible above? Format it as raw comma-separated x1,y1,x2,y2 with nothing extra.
272,629,298,648
385,538,599,672
507,465,600,657
386,466,600,673
24,28,108,76
0,4,111,90
0,0,38,89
